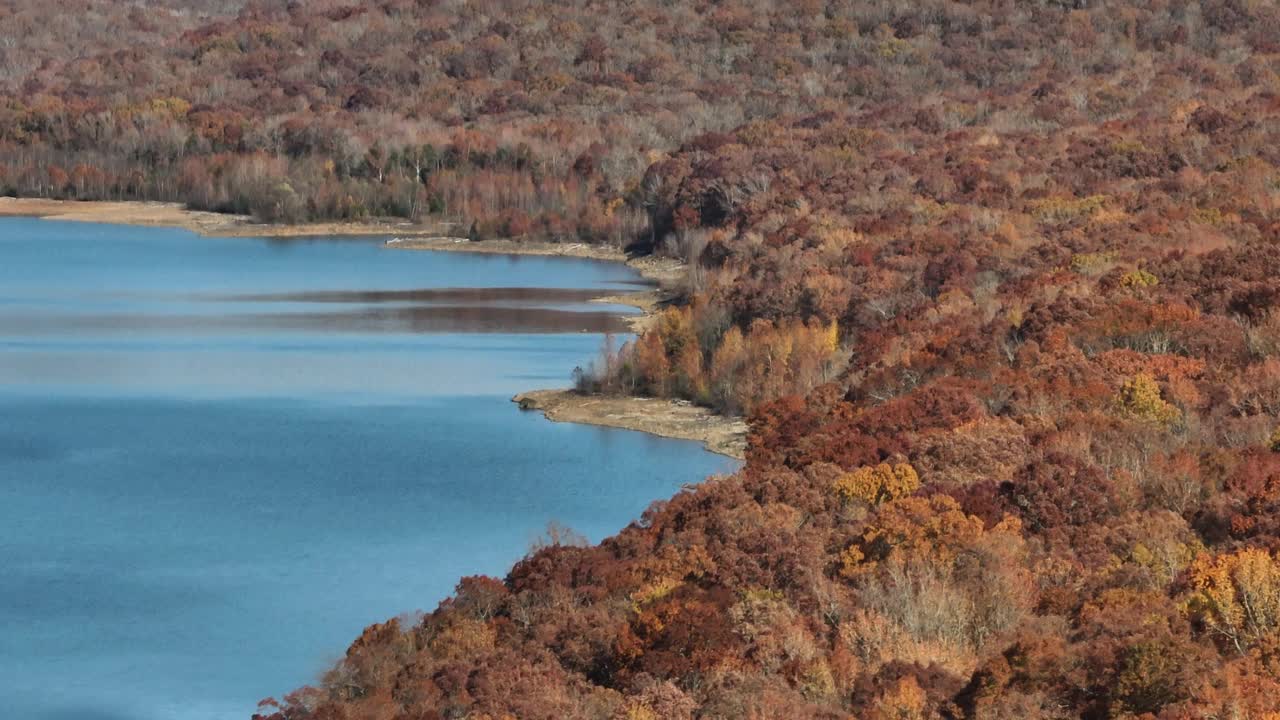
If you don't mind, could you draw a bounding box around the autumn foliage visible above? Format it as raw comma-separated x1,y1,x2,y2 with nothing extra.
10,0,1280,718
582,305,843,414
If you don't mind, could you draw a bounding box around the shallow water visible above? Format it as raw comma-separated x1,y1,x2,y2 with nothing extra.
0,219,737,720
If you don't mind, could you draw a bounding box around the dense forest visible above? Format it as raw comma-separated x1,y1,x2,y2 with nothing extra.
7,0,1280,717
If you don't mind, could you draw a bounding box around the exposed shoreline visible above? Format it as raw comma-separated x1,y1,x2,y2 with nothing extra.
0,197,463,239
0,197,683,296
513,389,747,460
392,240,745,458
1,197,745,458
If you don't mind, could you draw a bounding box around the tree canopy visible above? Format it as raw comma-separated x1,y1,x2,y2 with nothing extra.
6,0,1280,717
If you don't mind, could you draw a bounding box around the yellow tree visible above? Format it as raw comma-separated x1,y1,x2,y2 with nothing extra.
870,676,928,720
674,343,706,401
709,325,747,411
1186,548,1280,655
656,306,698,360
634,332,671,395
834,463,920,507
1116,372,1182,427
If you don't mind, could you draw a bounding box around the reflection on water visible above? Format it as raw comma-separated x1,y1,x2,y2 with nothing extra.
0,218,643,394
0,219,739,720
0,305,632,336
215,286,614,304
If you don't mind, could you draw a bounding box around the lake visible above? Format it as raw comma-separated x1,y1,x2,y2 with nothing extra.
0,218,737,720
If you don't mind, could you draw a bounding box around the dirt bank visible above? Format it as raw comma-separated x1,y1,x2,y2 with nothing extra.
0,198,684,291
513,389,747,460
0,197,460,238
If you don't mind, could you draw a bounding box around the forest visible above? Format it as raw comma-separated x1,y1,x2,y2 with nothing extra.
5,0,1280,717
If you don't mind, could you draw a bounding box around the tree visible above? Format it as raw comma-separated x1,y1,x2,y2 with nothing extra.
833,463,920,506
575,34,609,73
1185,548,1280,655
1115,373,1182,427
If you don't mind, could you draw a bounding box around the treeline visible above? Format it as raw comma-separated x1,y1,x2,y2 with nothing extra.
9,0,1269,248
0,0,825,239
0,138,643,242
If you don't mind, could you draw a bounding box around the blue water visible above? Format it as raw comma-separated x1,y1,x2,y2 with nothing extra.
0,219,736,720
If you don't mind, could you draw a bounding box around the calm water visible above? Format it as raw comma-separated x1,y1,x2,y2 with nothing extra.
0,219,736,720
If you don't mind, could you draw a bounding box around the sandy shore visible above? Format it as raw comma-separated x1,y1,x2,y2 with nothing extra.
394,237,732,453
398,241,739,455
2,197,743,457
387,235,625,261
0,197,470,238
0,198,686,283
513,389,747,459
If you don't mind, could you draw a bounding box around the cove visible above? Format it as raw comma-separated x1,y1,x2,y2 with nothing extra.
0,218,738,720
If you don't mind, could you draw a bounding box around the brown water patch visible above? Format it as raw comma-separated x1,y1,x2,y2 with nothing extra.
247,305,633,334
216,287,615,305
3,306,633,335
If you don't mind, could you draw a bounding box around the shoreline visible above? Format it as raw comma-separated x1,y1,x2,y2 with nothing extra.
0,198,684,290
0,197,461,239
2,197,745,458
513,390,747,460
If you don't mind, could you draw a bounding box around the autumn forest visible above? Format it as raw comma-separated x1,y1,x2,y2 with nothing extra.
6,0,1280,717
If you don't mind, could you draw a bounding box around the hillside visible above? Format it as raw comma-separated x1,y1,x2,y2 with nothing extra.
7,1,1280,718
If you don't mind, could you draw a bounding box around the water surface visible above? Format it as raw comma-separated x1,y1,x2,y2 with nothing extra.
0,219,736,720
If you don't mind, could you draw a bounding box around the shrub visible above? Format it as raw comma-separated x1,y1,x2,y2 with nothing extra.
1120,269,1159,288
1115,373,1182,427
834,463,920,506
